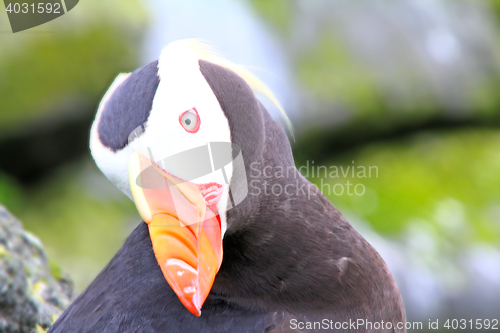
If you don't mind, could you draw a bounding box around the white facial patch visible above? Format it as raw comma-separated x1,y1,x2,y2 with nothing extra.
90,42,233,236
90,73,132,197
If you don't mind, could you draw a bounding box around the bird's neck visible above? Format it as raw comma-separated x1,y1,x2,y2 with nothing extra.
212,120,403,320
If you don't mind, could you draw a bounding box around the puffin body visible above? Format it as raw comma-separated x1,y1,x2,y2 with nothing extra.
49,40,405,332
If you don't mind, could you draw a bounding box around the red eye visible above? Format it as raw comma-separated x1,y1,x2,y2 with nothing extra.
179,108,200,133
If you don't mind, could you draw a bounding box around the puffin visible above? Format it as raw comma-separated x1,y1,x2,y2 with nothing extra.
48,40,406,333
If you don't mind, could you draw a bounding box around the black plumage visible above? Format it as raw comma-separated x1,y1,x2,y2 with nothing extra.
49,223,273,333
98,60,160,152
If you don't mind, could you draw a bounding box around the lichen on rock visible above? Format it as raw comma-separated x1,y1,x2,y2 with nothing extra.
0,205,74,333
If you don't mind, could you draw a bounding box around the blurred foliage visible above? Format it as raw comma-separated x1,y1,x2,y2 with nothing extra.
308,129,500,245
251,0,500,130
296,33,388,117
0,0,147,132
470,76,500,117
249,0,293,34
487,0,500,24
294,35,500,127
0,27,137,127
0,173,23,212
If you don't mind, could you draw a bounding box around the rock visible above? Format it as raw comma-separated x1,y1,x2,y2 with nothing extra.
0,205,74,333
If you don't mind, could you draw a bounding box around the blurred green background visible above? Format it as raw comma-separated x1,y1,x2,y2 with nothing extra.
1,0,500,331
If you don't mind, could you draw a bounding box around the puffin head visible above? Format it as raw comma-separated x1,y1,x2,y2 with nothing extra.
90,40,290,316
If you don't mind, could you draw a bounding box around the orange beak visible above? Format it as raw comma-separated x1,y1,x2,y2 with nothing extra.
128,153,223,316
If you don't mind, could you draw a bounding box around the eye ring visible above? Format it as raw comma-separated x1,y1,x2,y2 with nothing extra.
179,107,200,133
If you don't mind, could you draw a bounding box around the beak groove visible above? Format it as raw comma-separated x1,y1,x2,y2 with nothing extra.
128,152,223,316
